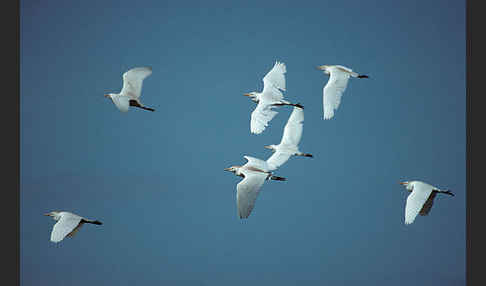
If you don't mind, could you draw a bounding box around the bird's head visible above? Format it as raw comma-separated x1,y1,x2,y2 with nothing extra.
399,181,413,191
264,145,277,152
44,211,61,221
243,92,259,103
224,166,240,173
316,65,331,74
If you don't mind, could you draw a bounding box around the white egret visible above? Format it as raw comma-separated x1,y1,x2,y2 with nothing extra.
224,156,286,219
104,66,155,112
265,106,313,170
316,65,369,119
44,211,102,243
244,61,303,134
399,181,454,225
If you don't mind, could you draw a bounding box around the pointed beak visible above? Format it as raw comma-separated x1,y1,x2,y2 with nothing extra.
44,213,51,216
316,65,325,70
224,167,231,171
243,93,251,97
264,145,272,150
399,181,407,185
104,94,110,98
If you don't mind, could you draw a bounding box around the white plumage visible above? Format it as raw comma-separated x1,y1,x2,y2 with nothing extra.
236,169,269,219
45,211,102,243
224,106,313,219
317,65,368,119
399,181,454,224
265,106,313,171
104,66,155,112
245,61,303,134
224,156,286,219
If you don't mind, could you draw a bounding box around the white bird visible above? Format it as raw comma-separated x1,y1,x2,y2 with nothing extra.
104,66,155,112
44,211,102,243
316,65,369,120
244,61,303,134
399,181,454,225
224,156,286,219
264,106,313,170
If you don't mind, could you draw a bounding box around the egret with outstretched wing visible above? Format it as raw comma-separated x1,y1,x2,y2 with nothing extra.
224,156,286,219
316,65,368,119
244,61,303,134
104,66,155,112
265,106,313,171
45,211,102,243
399,181,454,224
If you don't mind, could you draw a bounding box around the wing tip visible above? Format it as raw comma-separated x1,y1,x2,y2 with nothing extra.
323,110,334,119
404,217,414,225
274,61,286,72
50,237,62,243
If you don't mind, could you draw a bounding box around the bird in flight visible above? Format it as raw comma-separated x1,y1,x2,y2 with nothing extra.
45,211,102,243
399,180,454,225
245,61,303,134
224,156,286,219
264,106,313,171
316,65,368,120
104,66,155,112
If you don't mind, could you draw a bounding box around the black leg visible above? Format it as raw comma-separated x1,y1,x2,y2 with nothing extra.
140,106,155,112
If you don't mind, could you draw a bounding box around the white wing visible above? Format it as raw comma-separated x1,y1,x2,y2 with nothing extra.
263,61,286,91
243,155,269,171
261,61,286,102
236,169,268,219
250,100,278,134
120,67,152,98
405,182,434,224
266,107,304,171
322,68,351,119
266,151,292,171
280,106,304,146
50,213,83,242
110,94,130,112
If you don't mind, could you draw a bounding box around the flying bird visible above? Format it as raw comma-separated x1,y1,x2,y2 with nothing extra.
316,65,369,119
224,156,286,219
44,211,102,243
104,66,155,112
244,61,303,134
399,180,454,225
265,106,313,170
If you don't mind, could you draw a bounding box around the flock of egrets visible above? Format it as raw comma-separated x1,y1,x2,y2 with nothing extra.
44,61,454,243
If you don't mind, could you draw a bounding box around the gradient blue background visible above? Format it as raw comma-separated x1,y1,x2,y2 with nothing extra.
21,0,465,285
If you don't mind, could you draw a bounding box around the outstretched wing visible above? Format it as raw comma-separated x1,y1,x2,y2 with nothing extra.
405,183,434,224
266,151,292,171
250,101,278,134
236,169,268,219
261,61,286,102
50,214,83,242
66,222,84,238
280,106,304,146
120,67,152,98
322,68,350,119
263,61,286,91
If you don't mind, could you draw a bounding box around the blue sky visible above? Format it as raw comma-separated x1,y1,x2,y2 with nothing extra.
21,0,465,285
